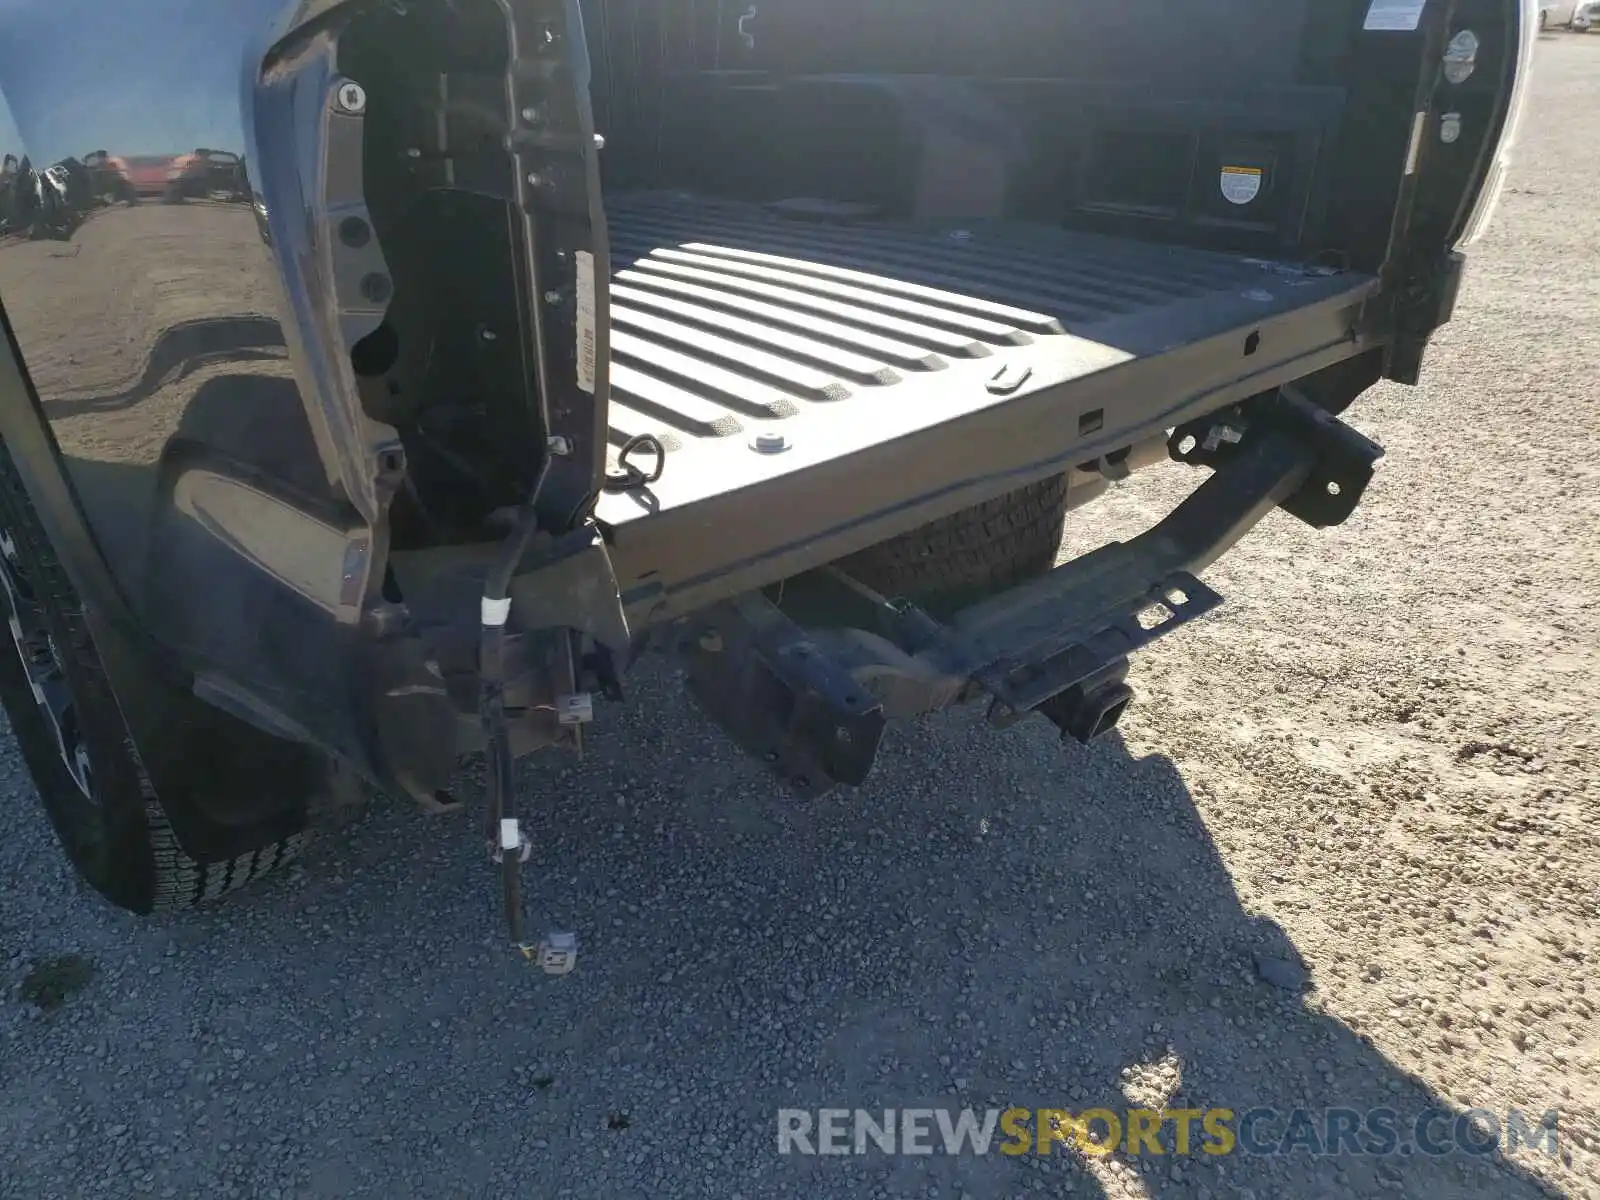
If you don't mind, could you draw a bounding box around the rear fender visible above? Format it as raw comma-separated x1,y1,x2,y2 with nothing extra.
0,1,397,800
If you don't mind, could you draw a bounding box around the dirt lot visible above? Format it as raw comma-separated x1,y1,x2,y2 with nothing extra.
1,33,1597,1200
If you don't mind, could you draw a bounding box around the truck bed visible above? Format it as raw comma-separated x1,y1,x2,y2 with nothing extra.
594,192,1378,612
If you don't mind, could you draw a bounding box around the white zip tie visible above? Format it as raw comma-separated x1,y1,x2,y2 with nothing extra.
481,595,513,627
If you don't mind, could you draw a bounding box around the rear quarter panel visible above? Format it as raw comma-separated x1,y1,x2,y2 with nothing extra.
0,0,388,766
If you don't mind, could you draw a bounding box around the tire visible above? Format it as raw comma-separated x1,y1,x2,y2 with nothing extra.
0,440,308,912
839,474,1070,613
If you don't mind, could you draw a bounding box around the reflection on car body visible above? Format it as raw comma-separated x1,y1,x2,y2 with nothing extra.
105,152,193,203
193,148,249,202
1539,1,1581,28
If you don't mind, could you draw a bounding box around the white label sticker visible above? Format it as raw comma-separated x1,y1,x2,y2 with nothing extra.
1364,0,1426,31
574,249,597,394
1220,166,1263,206
1404,110,1428,175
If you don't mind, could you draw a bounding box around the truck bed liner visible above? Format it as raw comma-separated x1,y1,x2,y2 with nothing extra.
594,192,1377,611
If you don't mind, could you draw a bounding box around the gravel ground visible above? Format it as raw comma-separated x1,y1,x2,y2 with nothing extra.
2,35,1598,1200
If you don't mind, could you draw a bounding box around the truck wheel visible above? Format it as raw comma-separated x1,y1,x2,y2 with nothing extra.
0,442,307,913
839,474,1069,612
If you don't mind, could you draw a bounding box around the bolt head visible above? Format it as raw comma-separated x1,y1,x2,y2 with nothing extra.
752,429,789,454
335,82,367,114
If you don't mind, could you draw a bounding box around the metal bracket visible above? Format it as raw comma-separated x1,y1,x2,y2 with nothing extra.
974,572,1222,724
678,397,1377,792
506,523,629,652
500,0,612,525
679,595,886,797
1168,387,1384,529
526,931,578,975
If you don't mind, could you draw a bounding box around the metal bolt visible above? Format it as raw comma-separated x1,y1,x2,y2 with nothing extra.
477,325,497,342
593,133,606,150
1444,29,1480,85
526,172,546,188
543,290,563,305
947,229,974,242
1202,424,1244,453
547,435,572,456
1440,112,1463,145
698,631,723,653
752,429,789,454
335,81,367,114
520,106,542,123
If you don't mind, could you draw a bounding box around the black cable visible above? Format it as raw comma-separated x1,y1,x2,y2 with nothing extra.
481,433,664,941
478,453,554,946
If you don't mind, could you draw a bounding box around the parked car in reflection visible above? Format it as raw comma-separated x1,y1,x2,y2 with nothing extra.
0,153,24,234
1574,1,1597,29
1540,1,1581,29
33,157,95,238
82,149,134,203
252,191,271,246
0,154,95,240
191,148,250,202
103,153,203,203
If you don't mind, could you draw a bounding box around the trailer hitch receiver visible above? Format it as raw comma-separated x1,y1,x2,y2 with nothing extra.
678,389,1381,793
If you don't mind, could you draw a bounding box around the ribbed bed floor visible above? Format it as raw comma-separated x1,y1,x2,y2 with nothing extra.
598,191,1371,481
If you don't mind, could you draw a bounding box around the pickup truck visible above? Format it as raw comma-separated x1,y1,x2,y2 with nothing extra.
0,0,1535,955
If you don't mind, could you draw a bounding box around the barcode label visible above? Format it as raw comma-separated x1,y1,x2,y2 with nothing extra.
574,249,597,393
1364,0,1426,31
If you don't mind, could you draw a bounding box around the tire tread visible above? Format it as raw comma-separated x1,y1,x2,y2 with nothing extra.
0,441,303,913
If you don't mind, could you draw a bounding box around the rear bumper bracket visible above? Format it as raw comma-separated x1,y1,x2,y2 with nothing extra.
675,392,1381,792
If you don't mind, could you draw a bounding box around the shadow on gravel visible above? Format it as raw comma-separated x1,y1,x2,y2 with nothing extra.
7,662,1563,1199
